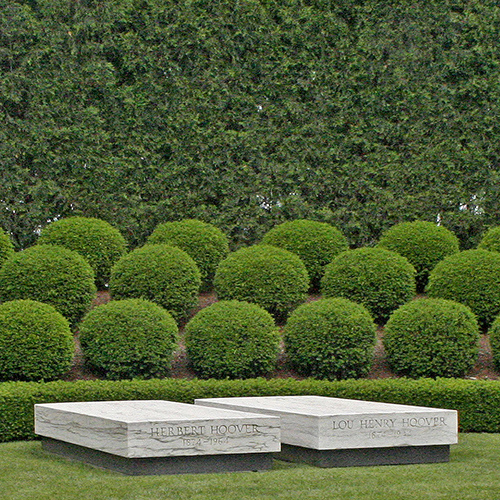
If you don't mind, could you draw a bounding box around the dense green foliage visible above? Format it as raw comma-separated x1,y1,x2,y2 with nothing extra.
261,219,348,290
214,244,309,321
2,377,500,442
79,299,178,380
321,247,416,323
1,0,499,251
147,219,229,291
284,298,376,380
38,216,127,289
478,226,500,254
0,229,14,268
488,315,500,372
0,244,96,326
109,244,201,322
0,300,73,382
185,300,279,379
377,221,460,292
383,298,479,378
426,249,500,329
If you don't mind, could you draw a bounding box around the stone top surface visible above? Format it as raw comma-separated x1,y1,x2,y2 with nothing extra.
195,395,456,416
35,400,276,423
195,396,458,450
35,400,281,458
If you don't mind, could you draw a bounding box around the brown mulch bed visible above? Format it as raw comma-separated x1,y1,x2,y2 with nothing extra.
64,291,500,382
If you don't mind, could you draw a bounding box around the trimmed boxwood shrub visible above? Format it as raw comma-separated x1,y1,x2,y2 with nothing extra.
478,226,500,253
214,244,309,321
377,221,459,292
0,300,74,382
109,244,201,322
489,315,500,372
0,245,96,326
79,299,178,380
38,216,127,289
426,249,500,329
0,229,14,268
261,219,348,291
284,298,377,380
185,300,280,379
383,298,480,378
147,219,229,291
321,247,416,324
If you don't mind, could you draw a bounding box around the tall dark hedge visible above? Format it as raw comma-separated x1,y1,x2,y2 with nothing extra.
1,0,499,251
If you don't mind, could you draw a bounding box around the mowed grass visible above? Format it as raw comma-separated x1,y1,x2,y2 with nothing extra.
1,434,499,500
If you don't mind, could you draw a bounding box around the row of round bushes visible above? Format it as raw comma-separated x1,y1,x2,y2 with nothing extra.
3,217,500,331
0,293,497,383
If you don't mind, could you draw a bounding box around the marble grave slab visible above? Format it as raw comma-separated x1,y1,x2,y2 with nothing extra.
195,395,458,467
35,400,280,475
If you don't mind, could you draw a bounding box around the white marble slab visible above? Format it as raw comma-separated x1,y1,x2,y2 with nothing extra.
35,400,280,458
195,396,458,450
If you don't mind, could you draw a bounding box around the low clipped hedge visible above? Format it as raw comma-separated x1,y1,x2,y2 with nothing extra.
0,244,96,326
261,219,348,290
2,378,500,442
147,219,229,291
214,244,309,321
79,299,178,380
109,244,201,322
0,228,14,267
383,298,480,378
321,247,416,324
284,298,376,380
426,249,500,329
0,300,74,382
185,300,280,379
377,221,459,292
38,216,127,289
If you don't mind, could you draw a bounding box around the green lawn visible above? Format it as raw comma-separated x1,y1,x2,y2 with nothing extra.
1,434,498,500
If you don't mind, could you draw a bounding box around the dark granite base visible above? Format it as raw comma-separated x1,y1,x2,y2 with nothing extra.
277,444,450,467
41,438,273,475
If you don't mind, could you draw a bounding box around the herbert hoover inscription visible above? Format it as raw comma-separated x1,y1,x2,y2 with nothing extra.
34,400,280,475
195,395,458,467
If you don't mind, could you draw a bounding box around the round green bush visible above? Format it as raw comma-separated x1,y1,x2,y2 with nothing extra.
478,226,500,254
0,245,96,326
0,228,14,268
147,219,229,291
320,247,416,324
0,299,74,382
488,314,500,372
79,299,178,380
383,298,480,378
261,219,348,291
38,216,127,289
109,244,201,322
377,221,459,292
426,249,500,329
284,298,376,380
185,300,280,379
214,244,309,321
